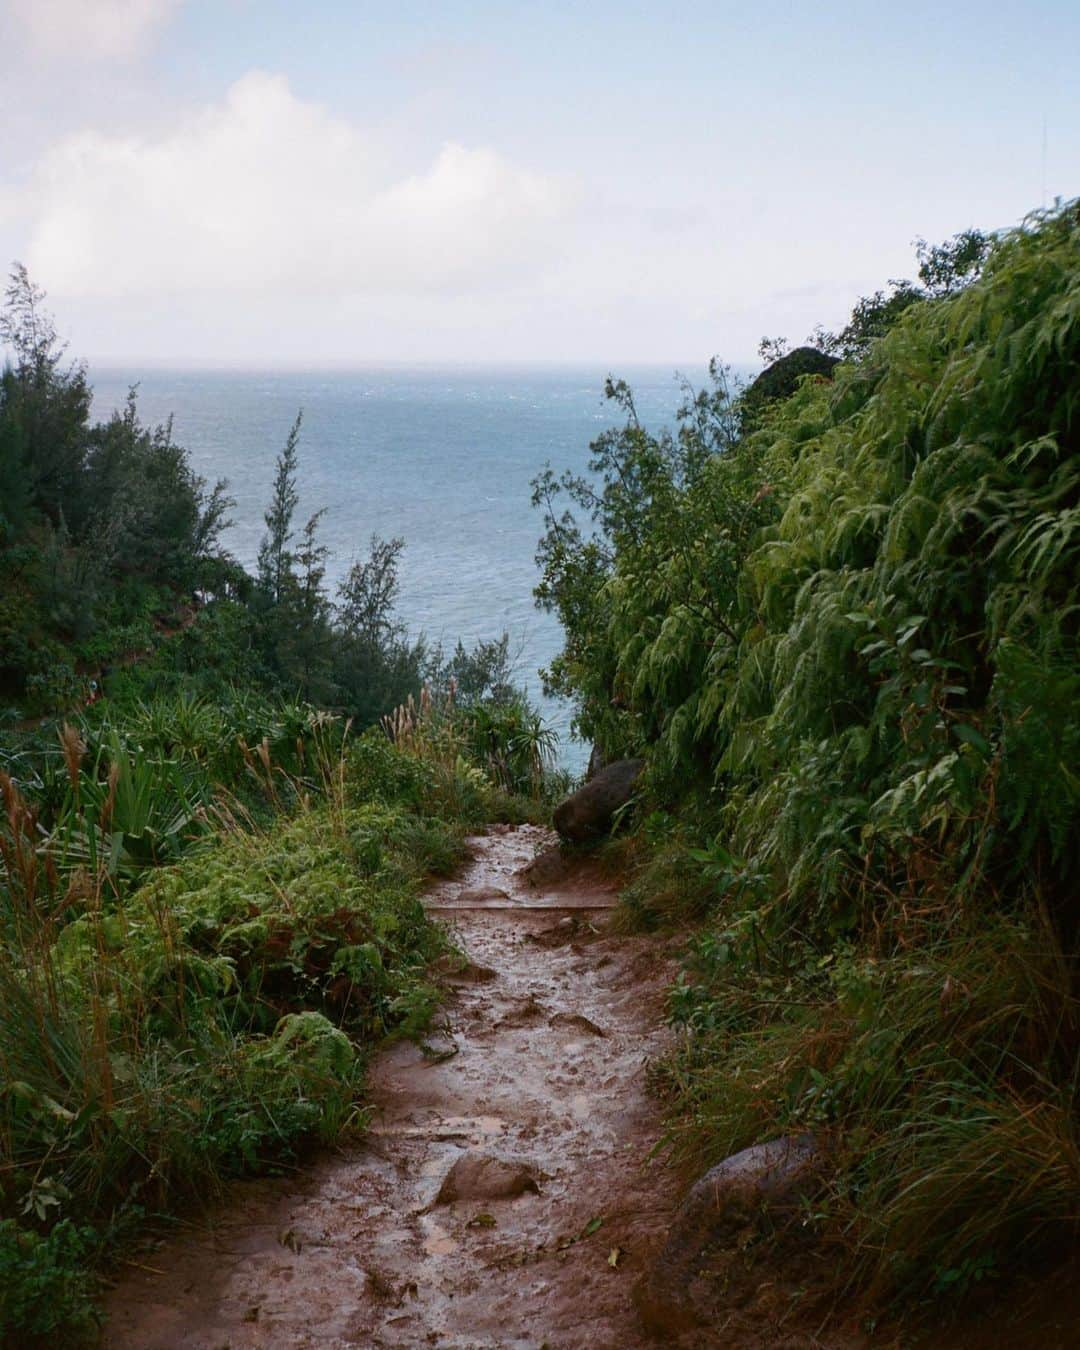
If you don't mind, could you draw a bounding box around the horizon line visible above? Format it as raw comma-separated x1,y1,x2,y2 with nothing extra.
80,355,758,375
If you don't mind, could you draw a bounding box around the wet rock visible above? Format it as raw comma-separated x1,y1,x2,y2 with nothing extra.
517,842,569,888
435,1154,540,1205
455,885,511,904
432,954,498,985
553,759,645,843
634,1134,821,1334
549,1011,607,1038
419,1028,459,1062
528,916,579,948
496,996,548,1028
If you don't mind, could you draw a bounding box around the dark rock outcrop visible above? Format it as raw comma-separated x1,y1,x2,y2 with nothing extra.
740,345,839,432
553,758,645,843
635,1134,822,1334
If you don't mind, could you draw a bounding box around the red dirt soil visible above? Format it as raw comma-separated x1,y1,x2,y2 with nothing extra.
99,827,1072,1348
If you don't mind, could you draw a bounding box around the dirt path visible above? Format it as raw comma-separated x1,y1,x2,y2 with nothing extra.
103,824,685,1348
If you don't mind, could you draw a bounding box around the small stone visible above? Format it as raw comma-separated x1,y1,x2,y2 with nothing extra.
516,843,569,888
549,1011,607,1038
435,1155,540,1205
456,886,511,904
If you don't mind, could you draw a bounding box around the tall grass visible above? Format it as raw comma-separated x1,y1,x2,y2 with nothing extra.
382,681,561,804
0,710,488,1339
661,896,1080,1303
533,202,1080,1312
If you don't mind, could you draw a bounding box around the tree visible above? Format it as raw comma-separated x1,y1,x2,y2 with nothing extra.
337,535,406,646
817,281,926,362
332,534,428,722
0,264,91,526
82,391,234,587
0,366,30,542
915,228,990,296
292,510,334,701
532,361,754,758
801,229,992,364
257,412,302,606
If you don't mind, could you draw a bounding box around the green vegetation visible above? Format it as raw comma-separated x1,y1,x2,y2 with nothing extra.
3,197,1075,1337
0,694,531,1340
0,267,560,1340
535,203,1079,1312
0,264,546,739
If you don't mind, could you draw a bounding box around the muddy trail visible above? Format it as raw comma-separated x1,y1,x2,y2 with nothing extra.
101,825,1080,1349
104,825,689,1348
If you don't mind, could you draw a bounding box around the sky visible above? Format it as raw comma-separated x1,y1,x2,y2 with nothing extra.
0,0,1076,366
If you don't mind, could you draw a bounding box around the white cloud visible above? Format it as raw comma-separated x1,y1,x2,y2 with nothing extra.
4,0,181,61
18,72,571,301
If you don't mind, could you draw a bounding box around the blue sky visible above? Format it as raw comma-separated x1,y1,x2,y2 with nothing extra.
0,1,1076,364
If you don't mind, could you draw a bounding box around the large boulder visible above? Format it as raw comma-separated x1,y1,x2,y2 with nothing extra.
635,1134,822,1334
552,757,645,843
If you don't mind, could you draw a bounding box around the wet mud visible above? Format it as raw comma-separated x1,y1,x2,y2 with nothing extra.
102,825,684,1348
101,825,1080,1348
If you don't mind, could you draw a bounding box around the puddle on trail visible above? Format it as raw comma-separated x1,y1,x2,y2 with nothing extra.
102,825,682,1348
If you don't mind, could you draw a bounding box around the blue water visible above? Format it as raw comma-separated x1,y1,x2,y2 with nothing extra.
90,366,713,770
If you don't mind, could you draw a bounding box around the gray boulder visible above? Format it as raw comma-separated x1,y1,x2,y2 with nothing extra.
553,757,645,842
635,1134,821,1334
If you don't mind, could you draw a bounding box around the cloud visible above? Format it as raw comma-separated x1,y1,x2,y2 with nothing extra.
4,0,182,61
18,72,571,301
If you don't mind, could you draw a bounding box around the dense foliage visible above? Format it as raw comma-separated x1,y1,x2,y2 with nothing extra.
0,696,531,1340
0,264,546,740
0,267,559,1339
0,267,233,715
535,204,1079,1307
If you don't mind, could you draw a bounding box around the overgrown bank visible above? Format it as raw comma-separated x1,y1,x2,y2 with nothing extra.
0,710,538,1341
535,202,1079,1316
0,259,567,1341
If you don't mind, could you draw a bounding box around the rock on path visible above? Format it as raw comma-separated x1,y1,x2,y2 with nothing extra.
102,824,682,1348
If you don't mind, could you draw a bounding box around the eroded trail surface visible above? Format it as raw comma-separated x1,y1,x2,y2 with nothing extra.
104,825,683,1348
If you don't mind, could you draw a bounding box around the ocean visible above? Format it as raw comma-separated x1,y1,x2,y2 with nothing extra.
90,365,715,771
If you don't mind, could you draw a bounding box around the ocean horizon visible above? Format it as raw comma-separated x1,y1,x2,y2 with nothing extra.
89,363,743,770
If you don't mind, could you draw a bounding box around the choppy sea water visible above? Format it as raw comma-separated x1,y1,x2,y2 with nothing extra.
90,366,717,771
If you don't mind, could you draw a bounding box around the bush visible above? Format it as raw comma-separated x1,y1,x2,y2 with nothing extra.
536,202,1080,1308
0,728,491,1340
0,1219,101,1342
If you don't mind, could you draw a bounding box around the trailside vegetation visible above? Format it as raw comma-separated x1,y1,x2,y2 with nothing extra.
0,715,514,1340
0,269,560,1340
0,264,543,746
533,203,1079,1312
